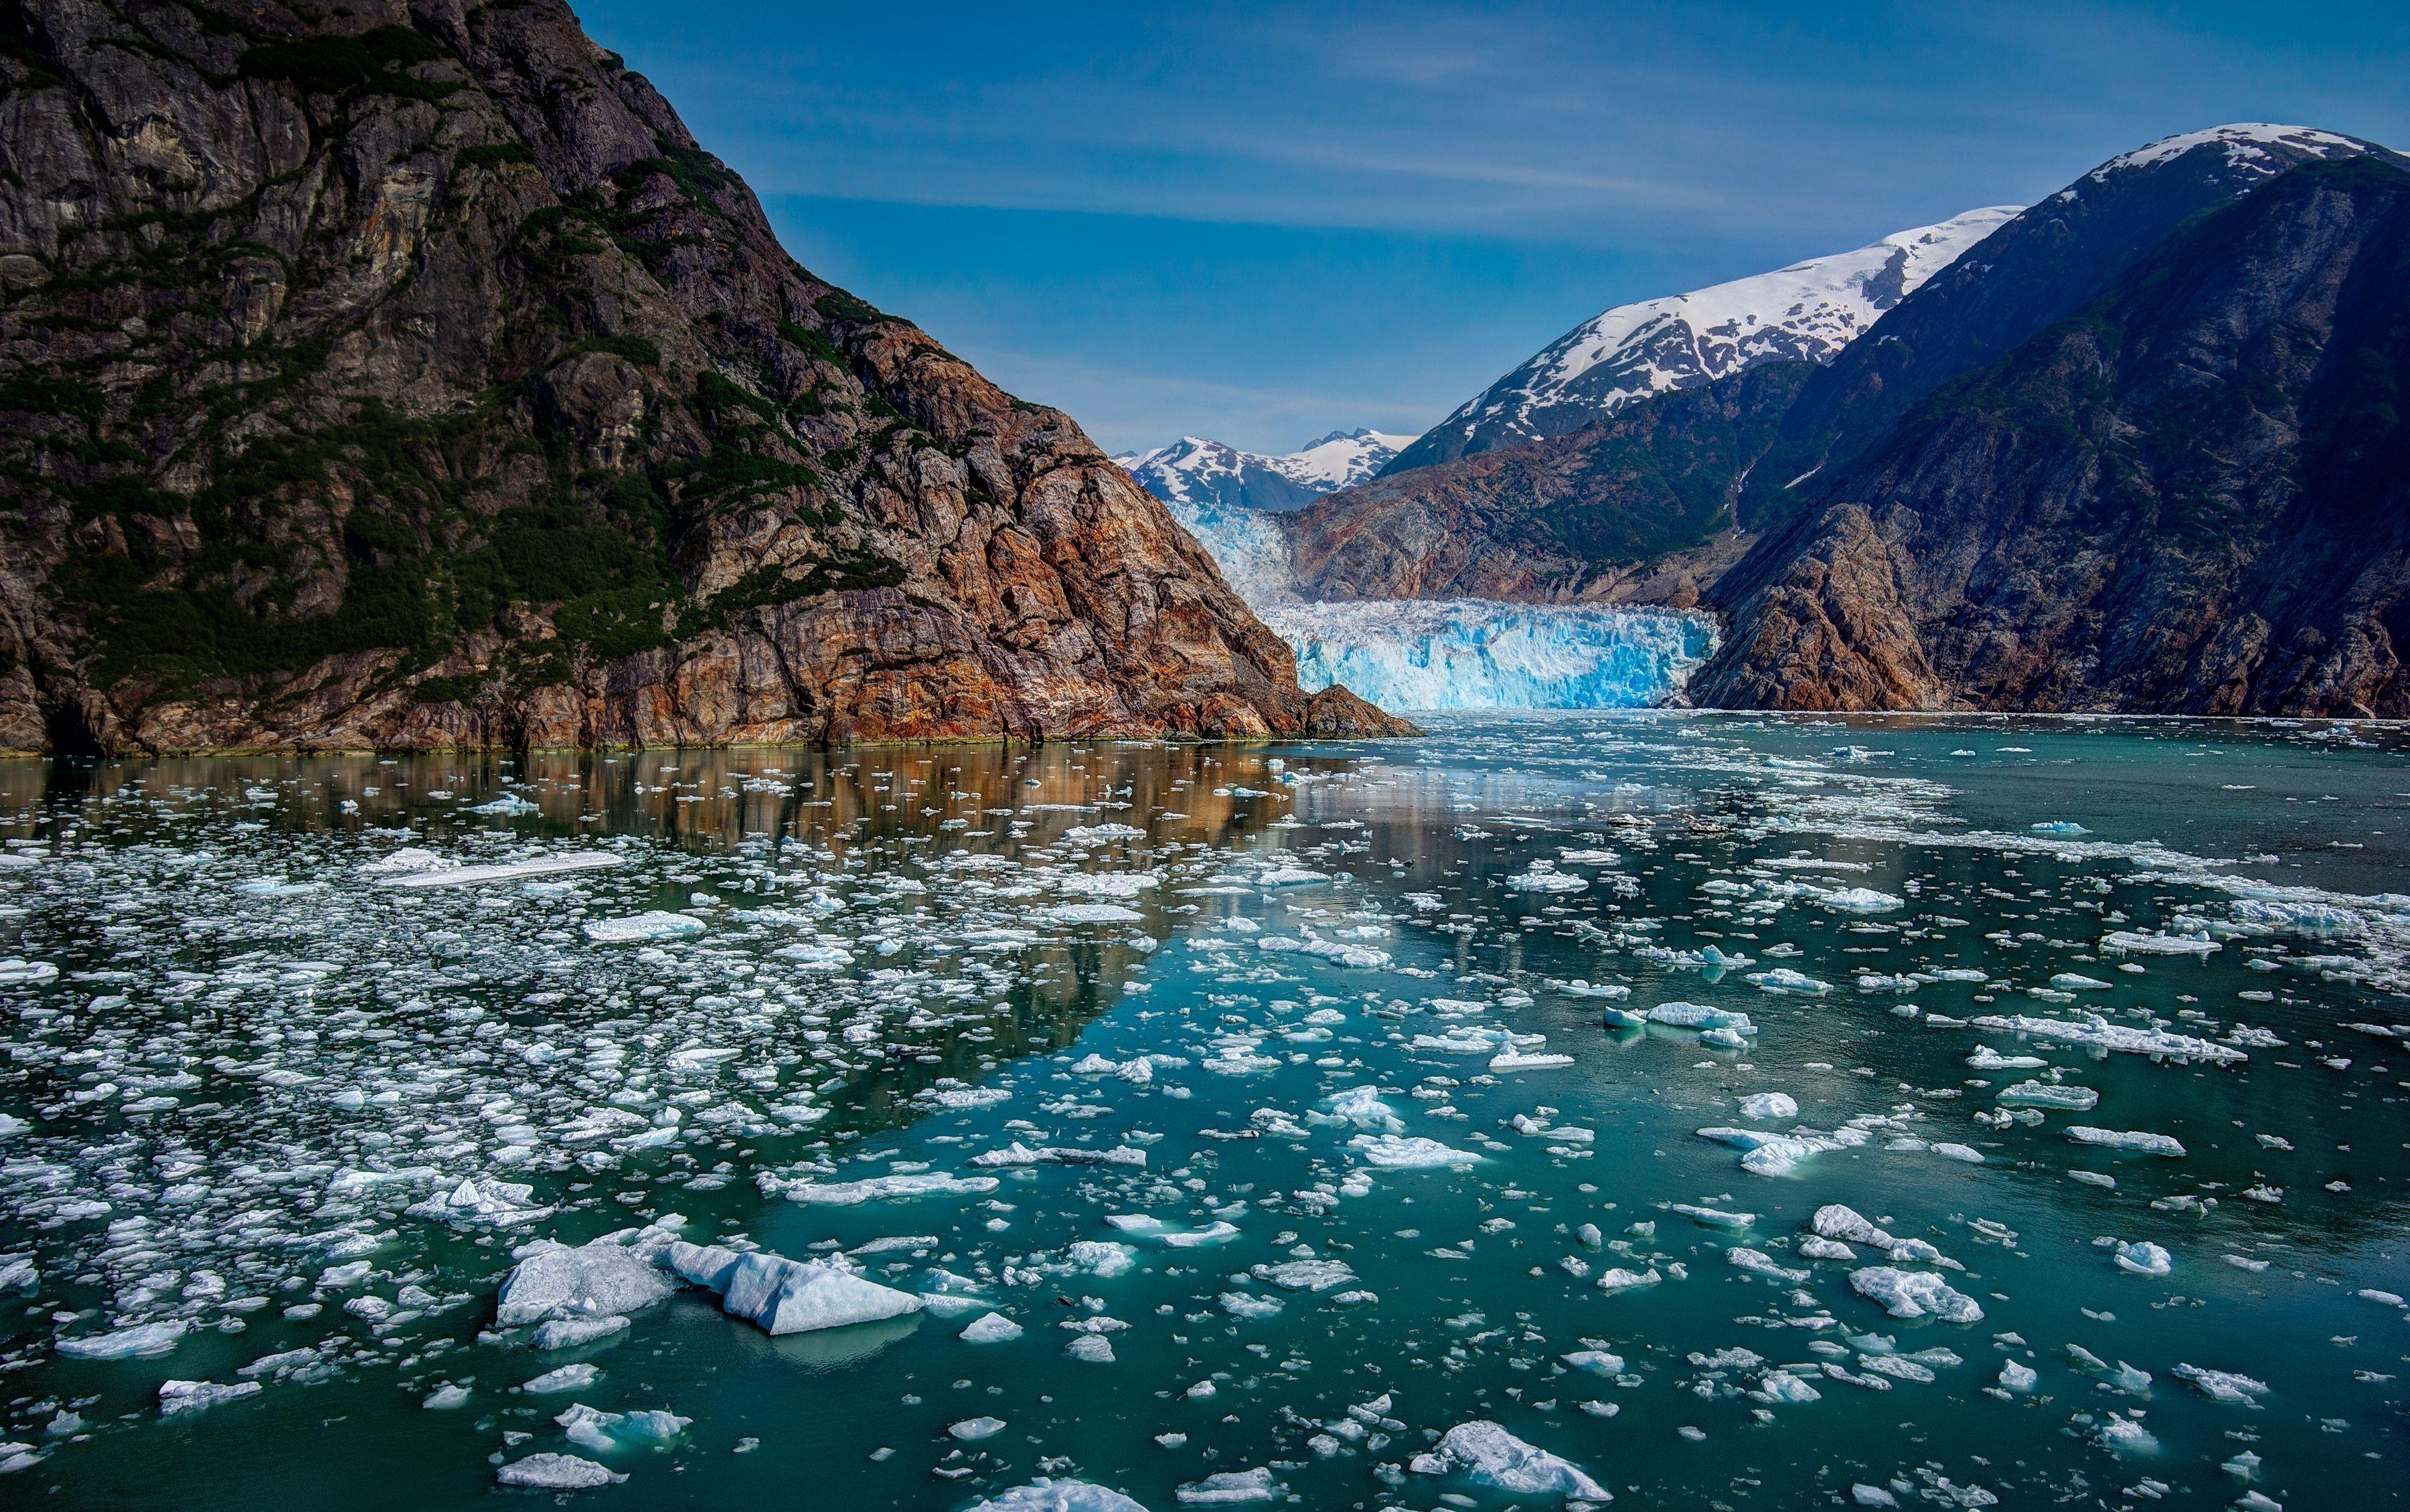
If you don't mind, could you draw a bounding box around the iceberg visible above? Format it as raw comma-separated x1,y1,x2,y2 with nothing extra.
707,1252,923,1336
964,1481,1149,1512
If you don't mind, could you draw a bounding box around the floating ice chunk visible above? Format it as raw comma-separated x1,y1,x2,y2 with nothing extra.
1849,1267,1983,1323
2068,1127,2186,1157
1255,867,1329,887
496,1454,625,1489
583,912,705,943
1310,1086,1405,1132
157,1379,260,1414
717,1252,923,1336
1066,1333,1117,1363
1969,1013,2244,1063
1562,1348,1625,1375
1051,904,1146,924
1175,1466,1281,1504
1251,1259,1356,1292
1066,1241,1139,1278
1697,1127,1836,1177
1747,967,1832,995
1648,1002,1757,1033
56,1320,185,1359
951,1416,1008,1441
770,1172,1000,1205
2050,973,2112,991
424,1383,473,1410
2092,1414,2158,1454
1739,1093,1798,1120
2115,1242,2173,1277
2100,930,2220,956
2030,821,2090,836
523,1363,601,1395
1998,1359,2037,1392
467,794,541,815
1997,1082,2098,1110
1490,1050,1575,1071
382,853,622,888
1505,863,1589,894
499,1234,679,1327
1347,1135,1480,1168
1799,1237,1855,1261
971,1143,1147,1169
961,1313,1024,1344
663,1241,745,1292
963,1481,1149,1512
1755,1368,1823,1404
1672,1203,1755,1229
1595,1268,1661,1291
0,959,56,985
1728,1247,1810,1282
1218,1292,1283,1319
1409,1421,1609,1500
1818,888,1903,914
1854,1483,1900,1506
1257,935,1391,969
408,1176,554,1228
2173,1363,2268,1405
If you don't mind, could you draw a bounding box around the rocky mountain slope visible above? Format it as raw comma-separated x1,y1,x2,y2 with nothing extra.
1115,429,1415,513
1382,207,2017,475
1735,124,2385,532
1279,361,1809,604
1692,153,2410,715
0,0,1410,752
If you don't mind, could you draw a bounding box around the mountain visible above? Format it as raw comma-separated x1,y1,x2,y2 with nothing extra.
1735,123,2387,531
1692,151,2410,715
0,0,1410,751
1381,207,2019,475
1280,362,1810,604
1116,430,1418,513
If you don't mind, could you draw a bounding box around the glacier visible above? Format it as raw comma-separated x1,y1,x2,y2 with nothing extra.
1166,498,1712,711
1264,599,1712,711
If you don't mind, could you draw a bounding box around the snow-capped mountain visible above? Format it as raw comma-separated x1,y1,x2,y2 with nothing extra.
1383,207,2021,473
1115,429,1421,513
2080,122,2371,184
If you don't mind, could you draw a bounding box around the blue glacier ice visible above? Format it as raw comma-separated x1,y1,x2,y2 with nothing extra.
1163,497,1715,711
1263,599,1715,711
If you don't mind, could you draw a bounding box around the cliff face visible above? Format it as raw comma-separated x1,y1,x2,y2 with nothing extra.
0,0,1402,752
1693,157,2410,716
1278,361,1807,606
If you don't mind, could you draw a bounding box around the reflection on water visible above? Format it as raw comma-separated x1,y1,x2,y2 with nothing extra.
1,713,2408,1511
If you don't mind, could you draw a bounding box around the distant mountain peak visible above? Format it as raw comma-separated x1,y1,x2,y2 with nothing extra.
1117,430,1421,513
2086,123,2375,184
1382,205,2020,474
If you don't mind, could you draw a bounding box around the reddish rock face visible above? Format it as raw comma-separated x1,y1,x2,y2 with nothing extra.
0,1,1400,752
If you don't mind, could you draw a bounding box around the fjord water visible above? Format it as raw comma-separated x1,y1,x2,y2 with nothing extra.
2,715,2407,1510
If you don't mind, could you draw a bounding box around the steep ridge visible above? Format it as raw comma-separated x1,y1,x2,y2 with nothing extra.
1692,154,2410,716
1116,430,1414,513
1736,124,2396,532
1279,361,1810,604
1383,207,2016,474
0,0,1409,751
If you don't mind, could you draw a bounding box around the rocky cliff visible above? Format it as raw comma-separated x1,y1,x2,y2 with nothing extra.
1692,155,2410,716
0,0,1410,752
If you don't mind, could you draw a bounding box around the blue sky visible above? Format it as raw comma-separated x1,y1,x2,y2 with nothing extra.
575,0,2410,455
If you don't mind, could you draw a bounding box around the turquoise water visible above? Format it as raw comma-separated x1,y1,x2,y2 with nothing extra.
1,713,2407,1509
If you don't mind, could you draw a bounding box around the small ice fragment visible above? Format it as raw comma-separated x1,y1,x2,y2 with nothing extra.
423,1383,472,1410
1739,1092,1798,1120
56,1320,186,1359
1347,1134,1479,1168
2067,1127,2186,1157
1849,1267,1984,1323
582,912,706,943
951,1416,1008,1440
157,1379,261,1415
522,1363,600,1395
2115,1242,2173,1277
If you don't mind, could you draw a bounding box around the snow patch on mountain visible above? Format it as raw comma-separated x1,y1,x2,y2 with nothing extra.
1393,206,2020,468
1116,430,1418,513
2085,123,2373,183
